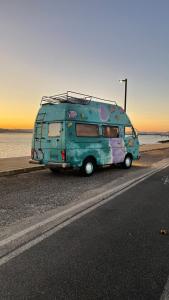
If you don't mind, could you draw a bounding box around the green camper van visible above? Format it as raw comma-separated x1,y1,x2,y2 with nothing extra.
30,91,140,175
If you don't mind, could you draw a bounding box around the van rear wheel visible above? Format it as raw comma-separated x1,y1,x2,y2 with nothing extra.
81,159,95,176
122,155,132,169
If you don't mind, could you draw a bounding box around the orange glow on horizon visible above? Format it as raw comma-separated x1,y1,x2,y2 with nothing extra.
0,96,168,132
0,118,168,132
132,119,169,133
0,123,34,130
0,113,35,129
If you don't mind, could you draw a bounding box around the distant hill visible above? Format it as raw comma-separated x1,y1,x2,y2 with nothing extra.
138,131,169,136
0,128,33,133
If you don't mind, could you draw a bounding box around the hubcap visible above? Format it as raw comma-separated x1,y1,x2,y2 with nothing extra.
125,157,131,167
85,162,93,174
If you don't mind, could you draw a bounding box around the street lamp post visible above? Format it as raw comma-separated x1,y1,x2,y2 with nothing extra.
119,78,127,112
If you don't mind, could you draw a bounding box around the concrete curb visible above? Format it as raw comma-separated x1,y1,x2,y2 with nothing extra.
0,145,169,177
1,158,169,264
0,165,45,177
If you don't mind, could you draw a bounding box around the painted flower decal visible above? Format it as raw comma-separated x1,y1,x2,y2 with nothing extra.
67,122,72,128
110,105,116,112
119,107,125,113
115,114,121,121
128,139,134,147
68,111,77,119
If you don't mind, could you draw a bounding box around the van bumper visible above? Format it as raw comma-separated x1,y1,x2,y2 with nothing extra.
46,162,71,169
29,159,70,168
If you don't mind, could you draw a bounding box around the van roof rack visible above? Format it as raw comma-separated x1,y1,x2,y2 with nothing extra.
41,91,117,106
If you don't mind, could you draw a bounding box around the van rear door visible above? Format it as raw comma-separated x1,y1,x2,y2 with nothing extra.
47,122,63,162
33,121,64,162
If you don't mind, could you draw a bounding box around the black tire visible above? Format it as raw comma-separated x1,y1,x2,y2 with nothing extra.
122,155,132,169
49,168,60,173
81,158,96,176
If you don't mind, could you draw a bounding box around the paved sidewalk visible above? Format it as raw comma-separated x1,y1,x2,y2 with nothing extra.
0,143,169,176
0,156,44,176
140,143,169,152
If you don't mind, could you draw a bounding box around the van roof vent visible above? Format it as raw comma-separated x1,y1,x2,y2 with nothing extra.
41,91,117,106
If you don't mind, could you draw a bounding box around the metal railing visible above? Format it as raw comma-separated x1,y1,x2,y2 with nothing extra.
41,91,117,106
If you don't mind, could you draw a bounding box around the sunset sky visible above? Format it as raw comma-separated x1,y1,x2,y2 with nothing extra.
0,0,169,131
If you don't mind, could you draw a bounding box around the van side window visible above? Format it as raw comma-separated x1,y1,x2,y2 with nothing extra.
125,126,135,137
76,123,99,137
103,126,119,138
48,123,61,137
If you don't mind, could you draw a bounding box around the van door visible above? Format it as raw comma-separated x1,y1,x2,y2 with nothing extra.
47,122,63,162
102,125,126,164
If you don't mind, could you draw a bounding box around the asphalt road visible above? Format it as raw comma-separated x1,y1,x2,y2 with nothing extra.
0,148,169,235
0,165,169,299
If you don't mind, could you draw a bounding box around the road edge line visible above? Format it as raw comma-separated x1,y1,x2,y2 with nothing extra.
160,276,169,300
0,160,169,266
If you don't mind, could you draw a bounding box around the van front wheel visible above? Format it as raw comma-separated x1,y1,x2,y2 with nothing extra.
122,155,132,169
82,159,95,176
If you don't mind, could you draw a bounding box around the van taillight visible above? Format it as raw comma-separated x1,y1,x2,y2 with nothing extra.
31,148,34,159
61,150,66,161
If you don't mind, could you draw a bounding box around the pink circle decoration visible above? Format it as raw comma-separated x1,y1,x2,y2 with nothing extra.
99,104,110,121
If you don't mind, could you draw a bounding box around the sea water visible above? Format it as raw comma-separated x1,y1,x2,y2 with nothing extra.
0,133,32,158
0,133,168,159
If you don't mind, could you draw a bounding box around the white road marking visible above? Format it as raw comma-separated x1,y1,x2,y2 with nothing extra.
0,159,169,267
160,276,169,299
162,176,169,185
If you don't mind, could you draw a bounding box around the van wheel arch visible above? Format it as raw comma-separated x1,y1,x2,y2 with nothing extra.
126,153,133,160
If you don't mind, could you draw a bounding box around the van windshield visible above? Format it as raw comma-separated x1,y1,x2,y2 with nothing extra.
48,122,62,137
